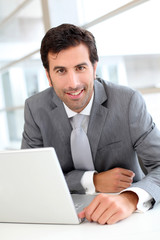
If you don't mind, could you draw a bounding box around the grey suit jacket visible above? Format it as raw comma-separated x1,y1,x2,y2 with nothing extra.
21,79,160,203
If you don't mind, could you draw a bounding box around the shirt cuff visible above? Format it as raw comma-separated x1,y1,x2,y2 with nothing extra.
122,187,153,212
81,171,97,194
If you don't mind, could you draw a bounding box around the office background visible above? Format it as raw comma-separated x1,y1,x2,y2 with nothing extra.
0,0,160,150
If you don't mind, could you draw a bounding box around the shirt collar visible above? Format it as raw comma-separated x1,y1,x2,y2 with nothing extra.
63,93,94,118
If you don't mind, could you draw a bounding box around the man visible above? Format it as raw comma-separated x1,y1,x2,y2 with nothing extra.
21,24,160,225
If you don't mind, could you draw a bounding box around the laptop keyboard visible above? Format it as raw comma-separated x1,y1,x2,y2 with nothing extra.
71,194,96,212
74,203,84,211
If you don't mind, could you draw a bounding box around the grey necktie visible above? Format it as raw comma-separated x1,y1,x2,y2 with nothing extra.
70,114,94,170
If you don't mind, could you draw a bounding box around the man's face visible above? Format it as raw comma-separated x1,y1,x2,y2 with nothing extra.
46,44,97,113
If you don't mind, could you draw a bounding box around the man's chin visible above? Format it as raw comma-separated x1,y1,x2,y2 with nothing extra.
65,102,86,113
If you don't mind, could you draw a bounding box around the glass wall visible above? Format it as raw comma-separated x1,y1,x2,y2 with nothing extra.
0,0,47,149
0,0,160,150
86,0,160,128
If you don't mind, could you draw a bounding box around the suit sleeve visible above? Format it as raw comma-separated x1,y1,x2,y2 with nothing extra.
21,100,43,149
129,91,160,203
64,170,86,194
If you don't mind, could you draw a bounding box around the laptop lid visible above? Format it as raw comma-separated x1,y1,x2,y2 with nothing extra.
0,147,81,224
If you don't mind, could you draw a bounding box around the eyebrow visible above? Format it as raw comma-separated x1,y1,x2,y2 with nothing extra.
53,62,89,72
53,66,65,71
75,62,88,67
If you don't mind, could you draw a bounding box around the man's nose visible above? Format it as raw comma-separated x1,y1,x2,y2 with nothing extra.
67,71,79,89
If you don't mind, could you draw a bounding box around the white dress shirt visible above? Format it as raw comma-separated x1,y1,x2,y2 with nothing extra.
63,94,153,212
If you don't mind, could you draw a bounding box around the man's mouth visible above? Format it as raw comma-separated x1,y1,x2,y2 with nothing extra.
66,89,84,97
69,90,83,96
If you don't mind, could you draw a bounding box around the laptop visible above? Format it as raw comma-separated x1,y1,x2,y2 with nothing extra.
0,147,95,224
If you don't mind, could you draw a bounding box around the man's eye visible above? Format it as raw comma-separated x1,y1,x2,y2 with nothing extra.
77,66,85,71
57,69,65,74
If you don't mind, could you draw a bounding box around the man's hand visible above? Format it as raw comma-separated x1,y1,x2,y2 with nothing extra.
93,168,135,193
78,191,138,225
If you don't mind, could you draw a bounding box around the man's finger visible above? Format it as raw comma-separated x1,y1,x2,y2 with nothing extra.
78,210,85,219
119,168,135,178
120,174,134,183
83,194,104,221
97,205,118,225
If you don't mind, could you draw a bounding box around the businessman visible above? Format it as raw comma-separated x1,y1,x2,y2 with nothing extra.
21,24,160,225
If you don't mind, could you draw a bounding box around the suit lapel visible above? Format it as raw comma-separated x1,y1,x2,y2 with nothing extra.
88,80,109,161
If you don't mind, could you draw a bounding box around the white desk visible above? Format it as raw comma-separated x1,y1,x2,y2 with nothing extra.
0,203,160,240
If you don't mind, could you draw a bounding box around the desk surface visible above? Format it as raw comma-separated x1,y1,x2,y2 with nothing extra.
0,203,160,240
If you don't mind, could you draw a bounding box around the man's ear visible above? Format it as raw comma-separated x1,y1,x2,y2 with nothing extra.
45,69,53,87
93,62,98,79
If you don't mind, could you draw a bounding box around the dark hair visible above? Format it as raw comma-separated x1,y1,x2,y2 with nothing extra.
40,23,99,72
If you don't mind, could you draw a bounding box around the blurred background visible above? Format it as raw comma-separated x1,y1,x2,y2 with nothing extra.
0,0,160,150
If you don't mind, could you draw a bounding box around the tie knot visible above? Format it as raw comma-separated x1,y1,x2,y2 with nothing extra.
72,114,84,129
